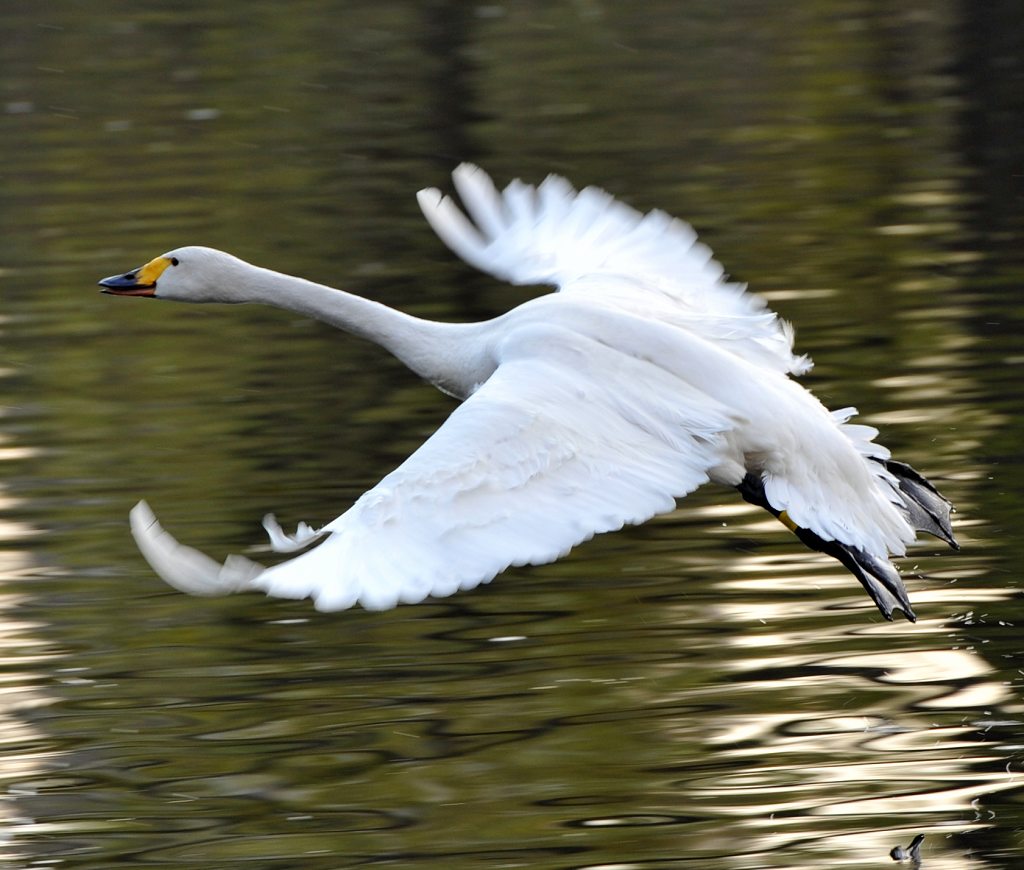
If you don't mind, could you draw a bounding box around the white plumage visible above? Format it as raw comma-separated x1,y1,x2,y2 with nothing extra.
100,165,956,621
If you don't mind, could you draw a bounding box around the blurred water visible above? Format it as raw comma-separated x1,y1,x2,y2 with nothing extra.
1,1,1023,867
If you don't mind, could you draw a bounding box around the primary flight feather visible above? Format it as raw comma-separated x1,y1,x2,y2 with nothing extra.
99,165,957,620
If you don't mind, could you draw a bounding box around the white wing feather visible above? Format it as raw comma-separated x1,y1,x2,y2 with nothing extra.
133,334,736,612
417,163,810,375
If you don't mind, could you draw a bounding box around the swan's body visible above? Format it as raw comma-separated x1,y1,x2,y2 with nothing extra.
99,165,956,620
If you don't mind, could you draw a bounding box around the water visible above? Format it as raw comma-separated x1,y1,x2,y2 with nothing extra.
1,1,1023,867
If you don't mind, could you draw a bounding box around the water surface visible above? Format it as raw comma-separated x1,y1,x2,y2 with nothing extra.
1,2,1023,867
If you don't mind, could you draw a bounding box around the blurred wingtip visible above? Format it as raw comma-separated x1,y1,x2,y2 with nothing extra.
129,500,263,598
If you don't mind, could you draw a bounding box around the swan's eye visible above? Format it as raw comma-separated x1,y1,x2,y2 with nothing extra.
170,257,180,266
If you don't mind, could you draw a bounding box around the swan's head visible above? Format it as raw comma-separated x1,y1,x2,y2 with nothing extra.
98,246,249,303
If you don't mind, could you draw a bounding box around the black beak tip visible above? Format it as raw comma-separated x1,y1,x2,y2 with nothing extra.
97,270,155,297
99,272,138,289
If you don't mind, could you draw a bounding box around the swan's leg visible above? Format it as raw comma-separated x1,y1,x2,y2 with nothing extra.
789,524,915,622
734,474,916,622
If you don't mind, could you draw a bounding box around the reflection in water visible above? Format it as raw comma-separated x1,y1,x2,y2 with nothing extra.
0,376,52,863
0,1,1023,868
632,512,1018,867
10,569,1018,867
0,594,52,862
695,636,1020,865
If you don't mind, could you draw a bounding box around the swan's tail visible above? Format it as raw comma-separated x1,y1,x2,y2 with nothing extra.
736,463,957,622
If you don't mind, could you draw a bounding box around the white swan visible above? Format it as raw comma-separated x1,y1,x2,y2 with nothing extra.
99,165,956,621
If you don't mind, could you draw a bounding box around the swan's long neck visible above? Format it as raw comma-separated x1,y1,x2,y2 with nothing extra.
237,262,491,398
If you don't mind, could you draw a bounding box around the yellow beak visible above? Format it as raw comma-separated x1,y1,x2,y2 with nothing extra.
98,255,174,297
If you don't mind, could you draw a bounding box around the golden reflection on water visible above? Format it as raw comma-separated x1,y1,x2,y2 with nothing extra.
681,665,1018,865
0,438,48,859
676,567,1019,865
0,569,51,860
0,360,58,861
661,448,1018,868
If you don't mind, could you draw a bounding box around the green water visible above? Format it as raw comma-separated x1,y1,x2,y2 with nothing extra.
1,1,1022,867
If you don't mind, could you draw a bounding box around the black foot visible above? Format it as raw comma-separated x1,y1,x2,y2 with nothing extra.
879,458,958,550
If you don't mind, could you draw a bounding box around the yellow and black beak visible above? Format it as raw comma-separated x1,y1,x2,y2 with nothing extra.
98,255,174,297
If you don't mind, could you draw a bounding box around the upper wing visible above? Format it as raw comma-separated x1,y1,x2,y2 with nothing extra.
131,334,736,611
417,164,809,375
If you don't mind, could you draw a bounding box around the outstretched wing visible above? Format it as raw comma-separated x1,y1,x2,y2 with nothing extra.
417,164,809,375
131,333,737,611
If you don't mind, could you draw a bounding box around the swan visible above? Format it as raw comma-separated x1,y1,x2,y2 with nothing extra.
98,164,957,621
